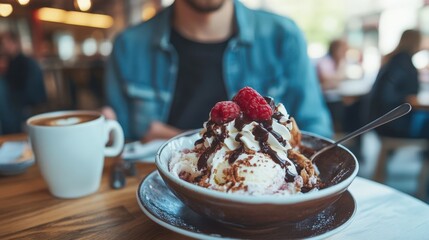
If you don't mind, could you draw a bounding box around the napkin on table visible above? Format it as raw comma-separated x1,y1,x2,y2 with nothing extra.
0,141,27,164
122,139,166,162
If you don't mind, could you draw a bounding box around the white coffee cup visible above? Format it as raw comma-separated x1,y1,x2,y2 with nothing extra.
27,110,124,198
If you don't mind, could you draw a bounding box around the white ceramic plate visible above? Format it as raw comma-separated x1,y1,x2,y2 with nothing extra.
136,171,356,240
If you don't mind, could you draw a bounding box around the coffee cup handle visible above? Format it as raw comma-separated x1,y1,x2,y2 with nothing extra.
104,120,124,157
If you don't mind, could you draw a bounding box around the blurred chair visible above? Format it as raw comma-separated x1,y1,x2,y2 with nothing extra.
373,136,429,200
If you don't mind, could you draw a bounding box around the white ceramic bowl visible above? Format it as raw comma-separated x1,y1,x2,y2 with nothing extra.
156,129,359,228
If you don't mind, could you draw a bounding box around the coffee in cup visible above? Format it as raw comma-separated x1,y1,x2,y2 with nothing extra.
29,114,99,127
27,110,124,198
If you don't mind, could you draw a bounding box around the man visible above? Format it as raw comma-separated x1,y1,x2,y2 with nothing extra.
370,30,427,138
0,31,46,134
106,0,332,141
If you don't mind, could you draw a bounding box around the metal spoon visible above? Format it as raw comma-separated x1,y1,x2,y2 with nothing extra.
310,103,412,162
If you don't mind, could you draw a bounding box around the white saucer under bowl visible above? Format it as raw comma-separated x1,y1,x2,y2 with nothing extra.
136,171,356,240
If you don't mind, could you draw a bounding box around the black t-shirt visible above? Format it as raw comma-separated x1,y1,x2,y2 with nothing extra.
167,29,229,130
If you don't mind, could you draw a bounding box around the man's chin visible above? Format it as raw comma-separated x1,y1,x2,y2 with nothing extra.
184,0,227,13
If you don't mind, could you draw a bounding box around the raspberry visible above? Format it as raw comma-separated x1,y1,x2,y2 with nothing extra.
232,87,273,121
246,104,273,121
210,101,241,124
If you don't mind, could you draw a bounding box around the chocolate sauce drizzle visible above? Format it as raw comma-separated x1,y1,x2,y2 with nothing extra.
195,121,227,170
234,113,251,131
197,138,221,170
272,112,283,121
252,125,290,168
293,162,303,174
262,120,287,147
194,138,204,146
228,145,244,164
264,96,276,110
285,168,296,182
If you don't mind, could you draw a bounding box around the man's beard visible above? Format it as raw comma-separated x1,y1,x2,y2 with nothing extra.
183,0,227,13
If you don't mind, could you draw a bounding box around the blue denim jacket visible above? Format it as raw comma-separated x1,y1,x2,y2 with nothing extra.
106,0,333,140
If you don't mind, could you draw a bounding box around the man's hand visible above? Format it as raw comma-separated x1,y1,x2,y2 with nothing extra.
101,106,117,120
141,121,182,143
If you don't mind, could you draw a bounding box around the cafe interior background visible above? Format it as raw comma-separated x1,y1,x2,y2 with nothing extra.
0,0,429,202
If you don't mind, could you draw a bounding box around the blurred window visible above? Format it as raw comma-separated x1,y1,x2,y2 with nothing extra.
82,38,97,56
240,0,345,58
55,33,75,61
413,50,429,70
379,8,418,54
99,40,112,56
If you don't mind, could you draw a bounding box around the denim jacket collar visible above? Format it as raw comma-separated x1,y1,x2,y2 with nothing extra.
233,0,254,45
152,0,254,50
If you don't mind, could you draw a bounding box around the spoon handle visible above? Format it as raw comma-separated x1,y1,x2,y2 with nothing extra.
311,103,412,161
335,103,412,146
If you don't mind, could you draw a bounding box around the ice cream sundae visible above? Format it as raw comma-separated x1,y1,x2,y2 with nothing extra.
169,87,322,195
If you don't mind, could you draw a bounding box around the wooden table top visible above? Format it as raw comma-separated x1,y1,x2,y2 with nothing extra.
0,134,191,240
2,134,429,239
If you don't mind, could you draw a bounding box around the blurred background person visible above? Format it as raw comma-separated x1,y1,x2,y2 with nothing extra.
369,29,428,138
0,31,46,134
316,39,348,131
317,39,348,92
105,0,332,141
